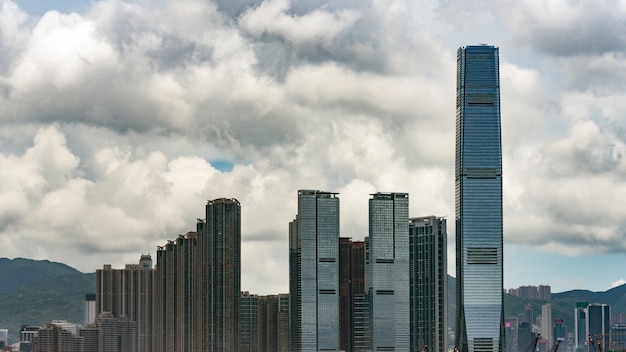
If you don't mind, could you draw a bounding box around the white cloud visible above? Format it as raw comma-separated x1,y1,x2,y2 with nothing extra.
0,0,625,293
610,279,626,290
239,0,361,44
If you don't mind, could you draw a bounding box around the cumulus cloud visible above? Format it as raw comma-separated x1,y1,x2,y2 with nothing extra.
0,0,625,293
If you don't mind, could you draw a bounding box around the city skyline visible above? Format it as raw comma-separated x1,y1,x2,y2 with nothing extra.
1,0,626,296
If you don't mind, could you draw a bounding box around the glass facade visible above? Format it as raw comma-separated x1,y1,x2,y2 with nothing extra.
367,192,410,351
409,216,448,352
289,190,340,351
455,45,504,352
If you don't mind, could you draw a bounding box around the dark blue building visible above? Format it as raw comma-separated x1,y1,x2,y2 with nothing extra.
455,45,504,352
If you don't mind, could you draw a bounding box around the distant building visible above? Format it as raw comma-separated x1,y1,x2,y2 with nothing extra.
574,302,611,352
366,192,410,351
96,254,154,352
541,303,553,348
508,285,551,301
34,323,83,352
409,215,448,352
524,304,534,324
20,326,40,343
611,324,626,352
553,319,565,351
504,318,518,352
258,294,289,352
84,293,96,325
241,292,259,352
99,313,136,352
339,238,366,352
518,322,534,352
289,190,340,351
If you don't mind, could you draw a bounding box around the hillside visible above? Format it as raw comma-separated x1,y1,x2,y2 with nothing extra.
0,257,82,294
448,275,626,336
1,259,626,345
0,258,95,344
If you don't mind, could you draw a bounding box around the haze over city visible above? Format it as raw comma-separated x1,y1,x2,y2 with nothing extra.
0,0,625,295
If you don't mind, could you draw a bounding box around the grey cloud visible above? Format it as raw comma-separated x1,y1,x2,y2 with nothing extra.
145,36,214,70
519,14,626,57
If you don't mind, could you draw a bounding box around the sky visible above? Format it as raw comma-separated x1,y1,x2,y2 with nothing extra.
0,0,625,295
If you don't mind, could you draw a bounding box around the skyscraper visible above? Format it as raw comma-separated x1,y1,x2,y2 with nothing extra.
201,198,242,352
154,233,196,352
455,45,504,352
339,238,366,352
289,190,340,351
95,255,155,352
258,294,290,352
409,216,448,352
241,291,259,352
366,192,410,351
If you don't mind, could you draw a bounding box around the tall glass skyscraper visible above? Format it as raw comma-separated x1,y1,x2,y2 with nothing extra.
455,45,504,352
367,192,410,351
289,190,340,351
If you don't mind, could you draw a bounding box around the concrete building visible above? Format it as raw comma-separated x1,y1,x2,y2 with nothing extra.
339,238,366,352
241,292,259,352
258,294,289,352
96,254,154,352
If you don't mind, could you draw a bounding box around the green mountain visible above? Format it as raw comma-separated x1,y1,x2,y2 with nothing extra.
0,257,82,294
448,274,626,338
0,258,95,344
2,259,626,346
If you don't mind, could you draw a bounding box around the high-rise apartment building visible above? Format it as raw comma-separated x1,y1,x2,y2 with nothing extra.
540,304,553,348
409,216,448,352
154,233,196,352
258,294,289,352
96,254,154,352
204,198,241,352
153,198,241,352
241,291,259,352
34,323,83,352
455,44,504,352
289,190,340,351
339,238,366,352
366,192,410,351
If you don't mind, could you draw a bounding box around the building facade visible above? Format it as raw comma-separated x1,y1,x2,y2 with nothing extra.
455,44,504,352
367,192,410,351
289,190,340,351
409,216,448,352
204,198,241,352
574,303,611,352
258,294,289,352
339,238,366,352
540,303,553,349
154,233,196,352
95,255,154,352
241,292,259,352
